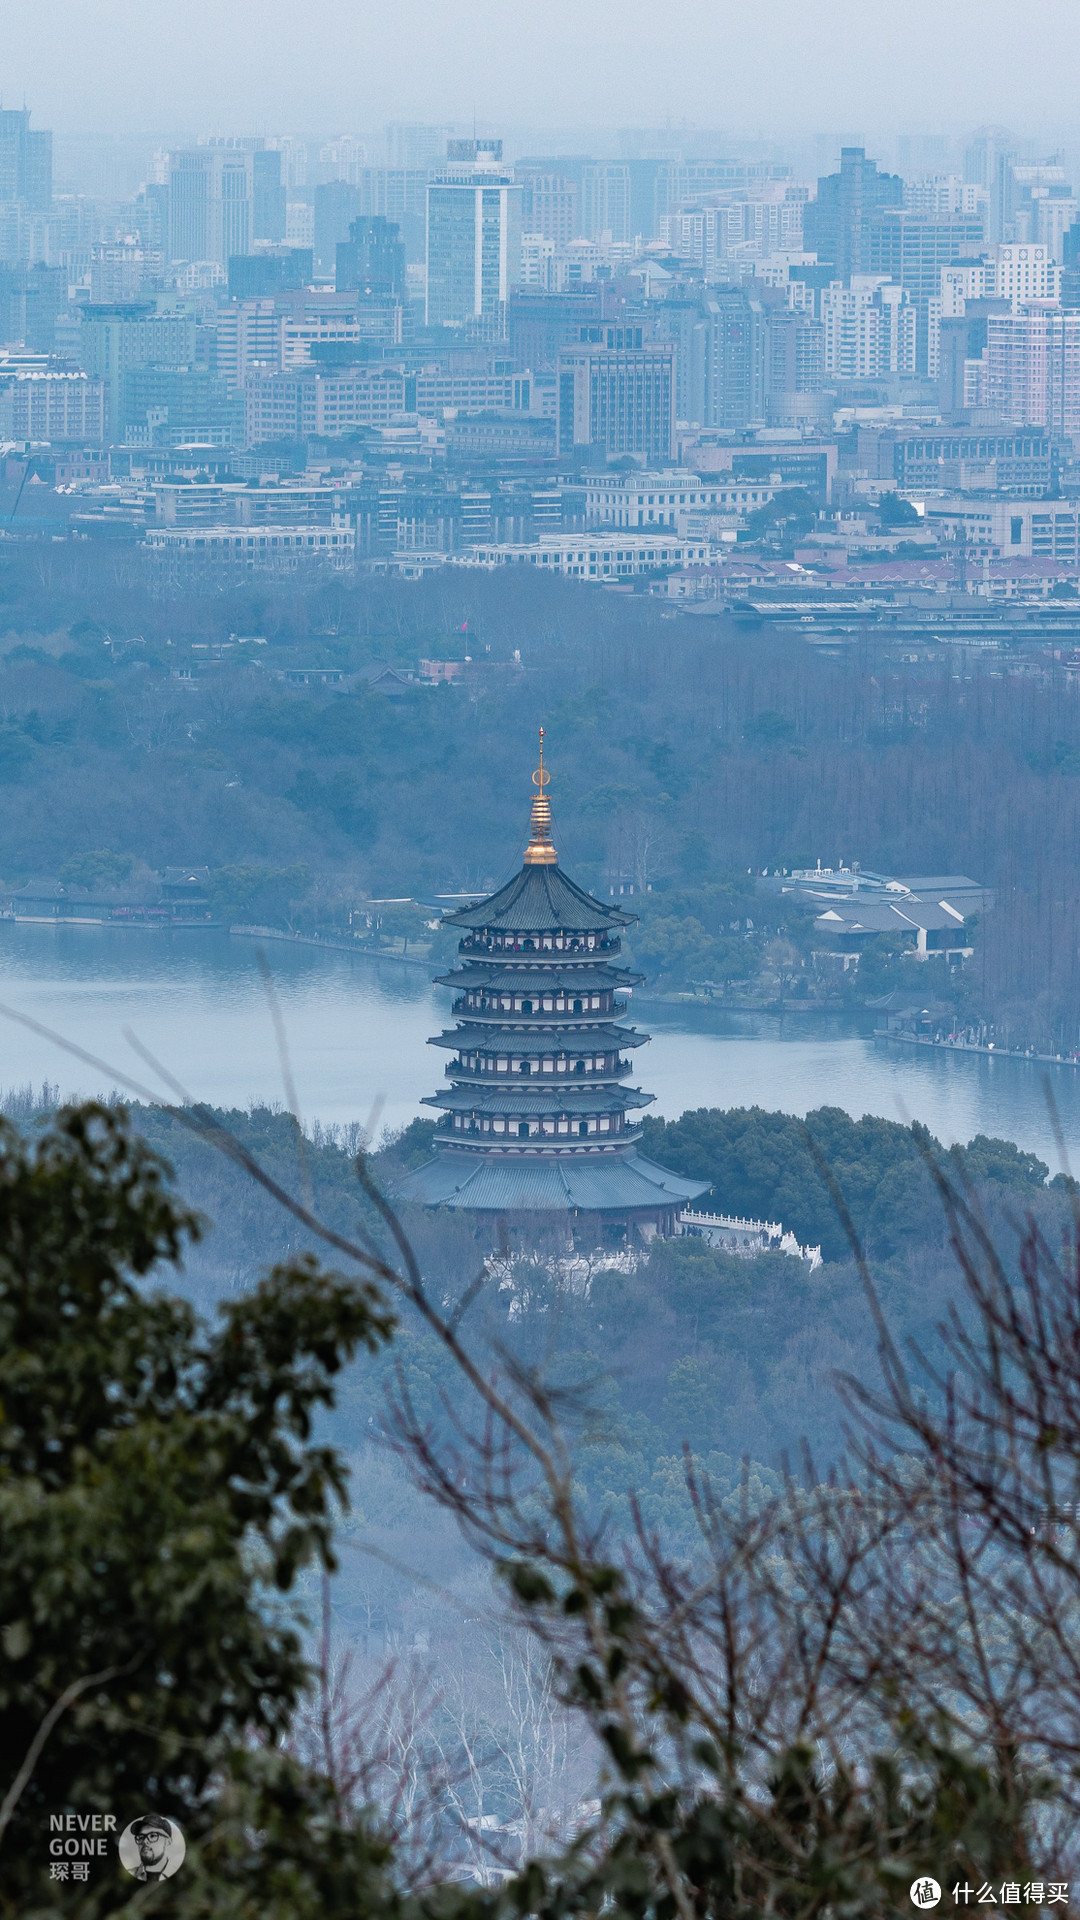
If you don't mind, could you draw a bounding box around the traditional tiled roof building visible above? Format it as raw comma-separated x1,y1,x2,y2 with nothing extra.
396,733,708,1242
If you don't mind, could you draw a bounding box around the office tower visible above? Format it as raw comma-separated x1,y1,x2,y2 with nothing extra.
167,148,253,266
866,209,986,371
349,168,429,263
964,128,1011,192
655,296,706,422
0,109,52,212
313,181,362,277
77,302,198,441
318,136,367,184
385,123,453,169
693,291,767,429
963,130,1015,245
121,364,238,446
133,183,169,259
803,148,904,279
0,263,63,350
557,330,675,460
581,164,632,242
227,249,313,298
335,215,404,297
426,142,521,330
252,148,286,243
214,298,283,387
896,134,949,176
514,168,580,246
508,288,609,372
938,298,1010,417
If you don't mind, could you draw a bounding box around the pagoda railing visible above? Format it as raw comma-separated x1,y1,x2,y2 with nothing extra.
458,934,621,957
447,1057,634,1080
451,997,630,1021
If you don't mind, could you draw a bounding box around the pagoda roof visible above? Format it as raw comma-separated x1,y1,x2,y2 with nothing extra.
437,963,641,992
430,1023,648,1052
443,863,633,934
425,1086,654,1115
395,1147,710,1215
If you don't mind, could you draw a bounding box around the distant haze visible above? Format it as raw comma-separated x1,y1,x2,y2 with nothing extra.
6,0,1080,139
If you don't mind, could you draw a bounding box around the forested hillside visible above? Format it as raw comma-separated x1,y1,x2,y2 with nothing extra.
3,542,1080,1041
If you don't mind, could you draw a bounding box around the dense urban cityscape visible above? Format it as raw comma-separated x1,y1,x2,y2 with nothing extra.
5,113,1080,598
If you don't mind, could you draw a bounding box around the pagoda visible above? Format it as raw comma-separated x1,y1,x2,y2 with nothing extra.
396,733,709,1243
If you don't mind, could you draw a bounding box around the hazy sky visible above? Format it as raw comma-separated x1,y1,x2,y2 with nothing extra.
4,0,1080,138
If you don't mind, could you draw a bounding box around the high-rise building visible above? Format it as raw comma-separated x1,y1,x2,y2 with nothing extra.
167,149,253,266
766,308,826,424
0,109,52,213
77,302,199,442
803,148,903,279
581,163,632,243
385,123,453,169
866,209,987,371
938,298,1010,417
692,291,766,429
557,331,675,460
313,181,362,278
0,263,64,351
992,242,1061,308
515,170,580,247
227,250,313,299
215,298,283,388
252,148,286,244
820,277,917,380
426,142,522,331
986,308,1080,438
335,215,405,298
350,168,430,262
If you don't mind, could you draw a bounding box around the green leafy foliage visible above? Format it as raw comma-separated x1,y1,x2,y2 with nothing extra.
878,493,922,529
639,1105,1043,1262
0,1102,394,1911
56,849,135,892
207,863,311,926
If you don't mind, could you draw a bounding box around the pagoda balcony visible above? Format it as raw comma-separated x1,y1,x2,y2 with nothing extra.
431,1116,647,1148
458,933,622,958
447,1057,635,1080
451,999,631,1023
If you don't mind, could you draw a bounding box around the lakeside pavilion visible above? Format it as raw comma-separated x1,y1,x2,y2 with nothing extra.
395,732,708,1245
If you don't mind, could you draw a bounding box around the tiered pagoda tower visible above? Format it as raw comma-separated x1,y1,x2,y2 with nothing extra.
397,734,708,1242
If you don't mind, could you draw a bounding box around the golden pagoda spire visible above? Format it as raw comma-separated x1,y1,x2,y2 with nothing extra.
523,727,558,866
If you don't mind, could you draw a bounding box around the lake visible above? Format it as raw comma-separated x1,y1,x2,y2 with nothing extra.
0,922,1077,1172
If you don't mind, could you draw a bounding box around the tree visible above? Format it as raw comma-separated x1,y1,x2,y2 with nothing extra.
207,863,311,928
57,850,135,892
877,492,921,530
743,488,819,540
376,902,431,953
0,1102,395,1915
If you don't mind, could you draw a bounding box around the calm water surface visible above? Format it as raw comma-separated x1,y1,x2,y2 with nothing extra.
0,924,1078,1170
